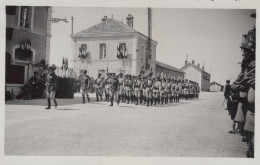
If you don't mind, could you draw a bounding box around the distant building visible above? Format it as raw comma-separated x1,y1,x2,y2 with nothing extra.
180,60,211,91
155,61,184,79
210,82,223,92
5,6,52,95
71,15,158,78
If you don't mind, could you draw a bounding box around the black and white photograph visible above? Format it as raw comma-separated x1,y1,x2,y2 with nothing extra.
1,0,259,164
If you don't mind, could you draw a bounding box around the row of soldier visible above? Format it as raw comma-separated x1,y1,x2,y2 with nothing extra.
80,70,200,106
224,22,255,158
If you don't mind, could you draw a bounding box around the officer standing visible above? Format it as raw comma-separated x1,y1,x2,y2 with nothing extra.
109,73,119,106
45,64,58,109
224,80,231,110
160,78,167,104
95,73,103,101
145,74,153,106
80,70,91,103
117,73,124,105
104,73,112,102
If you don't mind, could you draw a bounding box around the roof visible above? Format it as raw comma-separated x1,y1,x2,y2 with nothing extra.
156,61,184,74
180,62,210,75
210,81,222,86
71,18,157,44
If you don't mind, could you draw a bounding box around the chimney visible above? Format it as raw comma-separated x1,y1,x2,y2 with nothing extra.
192,60,195,65
102,16,108,22
185,60,188,66
197,63,200,68
126,14,134,28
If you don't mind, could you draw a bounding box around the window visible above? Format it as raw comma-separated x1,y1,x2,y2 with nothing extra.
19,6,32,29
79,44,88,59
99,43,106,59
119,43,127,56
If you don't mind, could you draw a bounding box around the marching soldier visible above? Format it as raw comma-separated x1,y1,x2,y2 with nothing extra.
134,75,143,105
145,74,153,106
109,73,119,106
45,64,58,109
117,73,124,105
153,75,161,105
95,73,103,101
160,78,167,104
170,79,176,102
80,70,91,103
175,79,182,102
165,78,172,103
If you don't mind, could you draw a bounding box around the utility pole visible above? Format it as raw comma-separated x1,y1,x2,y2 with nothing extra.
71,16,74,34
147,8,152,70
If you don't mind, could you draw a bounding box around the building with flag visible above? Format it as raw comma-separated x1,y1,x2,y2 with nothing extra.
180,60,211,91
71,15,158,78
5,6,52,96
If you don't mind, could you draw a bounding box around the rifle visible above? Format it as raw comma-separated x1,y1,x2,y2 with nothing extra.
222,98,225,106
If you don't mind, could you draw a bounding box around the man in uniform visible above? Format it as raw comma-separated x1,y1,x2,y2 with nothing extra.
125,75,133,104
170,79,176,102
104,73,112,102
153,75,161,105
117,73,124,105
160,77,167,104
224,80,231,110
183,79,189,100
95,73,103,101
80,70,91,103
109,73,119,106
145,74,153,106
134,75,143,105
45,64,58,109
166,78,172,103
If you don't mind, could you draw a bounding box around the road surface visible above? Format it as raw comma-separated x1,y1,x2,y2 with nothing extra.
5,92,248,157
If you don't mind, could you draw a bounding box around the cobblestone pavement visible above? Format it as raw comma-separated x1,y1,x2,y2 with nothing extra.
5,92,248,157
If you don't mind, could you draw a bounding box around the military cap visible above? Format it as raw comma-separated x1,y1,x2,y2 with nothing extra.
226,80,230,83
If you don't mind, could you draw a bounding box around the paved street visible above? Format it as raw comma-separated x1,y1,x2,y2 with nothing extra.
5,92,247,157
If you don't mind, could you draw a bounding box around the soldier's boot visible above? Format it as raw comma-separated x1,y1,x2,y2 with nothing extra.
160,97,163,105
177,96,180,102
110,98,113,106
117,95,120,105
100,93,103,101
45,98,51,109
144,97,146,104
107,95,110,102
154,98,157,105
87,95,90,102
146,98,149,106
127,96,130,104
82,95,85,104
96,92,99,101
173,96,176,102
150,98,153,106
140,96,143,104
135,97,138,105
170,96,173,103
165,96,167,104
54,99,58,108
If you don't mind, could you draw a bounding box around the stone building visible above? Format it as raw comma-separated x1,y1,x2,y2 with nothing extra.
210,81,223,92
180,60,211,91
70,15,158,78
5,6,52,95
155,61,184,79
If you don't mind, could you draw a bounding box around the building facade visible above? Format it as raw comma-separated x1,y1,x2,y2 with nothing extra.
155,61,184,79
5,6,52,95
71,15,157,78
180,60,211,91
210,82,223,92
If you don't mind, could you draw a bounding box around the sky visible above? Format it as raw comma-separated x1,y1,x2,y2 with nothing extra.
50,7,255,84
